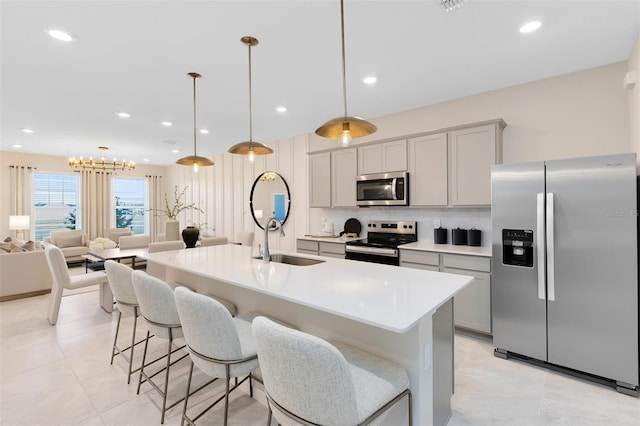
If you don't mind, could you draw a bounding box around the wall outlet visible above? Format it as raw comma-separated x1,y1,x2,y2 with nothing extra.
433,219,441,228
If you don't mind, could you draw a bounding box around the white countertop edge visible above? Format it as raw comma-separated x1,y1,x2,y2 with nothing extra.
297,235,364,243
400,241,492,257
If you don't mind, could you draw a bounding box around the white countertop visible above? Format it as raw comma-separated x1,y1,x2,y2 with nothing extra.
400,241,492,257
145,244,472,333
297,235,363,243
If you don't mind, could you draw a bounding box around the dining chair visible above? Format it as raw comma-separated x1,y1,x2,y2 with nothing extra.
174,286,267,426
252,316,413,426
104,260,145,384
44,244,111,325
236,232,254,246
147,240,186,280
199,236,228,247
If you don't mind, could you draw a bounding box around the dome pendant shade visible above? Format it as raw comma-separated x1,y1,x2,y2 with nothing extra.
228,36,273,159
315,116,377,140
228,141,273,156
176,72,214,169
175,155,214,167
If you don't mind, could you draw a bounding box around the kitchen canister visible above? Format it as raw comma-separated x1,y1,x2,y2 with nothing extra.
434,227,448,244
467,228,482,246
452,227,468,245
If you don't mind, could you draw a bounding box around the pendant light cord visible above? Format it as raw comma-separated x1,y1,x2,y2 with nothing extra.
340,0,348,118
192,74,198,156
248,42,254,142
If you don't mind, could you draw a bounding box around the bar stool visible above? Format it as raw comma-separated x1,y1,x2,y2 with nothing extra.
131,271,191,424
104,260,145,384
252,316,413,426
173,286,267,426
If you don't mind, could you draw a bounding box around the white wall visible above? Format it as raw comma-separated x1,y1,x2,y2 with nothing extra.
166,134,309,253
2,60,635,249
308,62,632,246
0,151,167,240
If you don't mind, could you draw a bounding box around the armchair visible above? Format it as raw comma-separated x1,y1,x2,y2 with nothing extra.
44,229,89,263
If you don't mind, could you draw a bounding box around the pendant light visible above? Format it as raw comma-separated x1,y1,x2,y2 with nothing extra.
228,36,273,161
176,72,214,172
315,0,376,146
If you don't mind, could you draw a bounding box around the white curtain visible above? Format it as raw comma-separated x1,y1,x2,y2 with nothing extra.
80,170,112,240
147,174,163,242
9,165,35,240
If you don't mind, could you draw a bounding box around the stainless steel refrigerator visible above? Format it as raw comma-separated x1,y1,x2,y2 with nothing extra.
491,153,639,395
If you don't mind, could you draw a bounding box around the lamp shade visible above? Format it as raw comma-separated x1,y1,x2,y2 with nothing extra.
9,215,30,230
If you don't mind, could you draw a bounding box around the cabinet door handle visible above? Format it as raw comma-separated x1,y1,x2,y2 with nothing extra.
536,193,546,300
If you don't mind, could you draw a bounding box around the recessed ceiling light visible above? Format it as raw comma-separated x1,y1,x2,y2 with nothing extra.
116,112,130,118
200,129,209,134
363,76,377,85
276,106,287,113
143,158,150,162
161,121,173,127
12,144,23,148
45,28,75,42
21,128,35,134
519,20,542,33
171,149,179,153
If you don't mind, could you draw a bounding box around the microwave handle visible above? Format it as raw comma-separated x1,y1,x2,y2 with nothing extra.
391,178,397,200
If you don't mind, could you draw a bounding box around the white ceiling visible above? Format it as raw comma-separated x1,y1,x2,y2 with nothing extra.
2,0,639,166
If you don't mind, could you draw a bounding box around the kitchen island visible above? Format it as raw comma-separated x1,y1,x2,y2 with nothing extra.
144,244,473,425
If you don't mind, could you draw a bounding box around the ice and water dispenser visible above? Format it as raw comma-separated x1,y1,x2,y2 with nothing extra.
502,229,534,267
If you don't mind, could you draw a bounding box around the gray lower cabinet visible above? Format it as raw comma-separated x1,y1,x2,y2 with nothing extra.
296,239,345,259
400,249,439,271
400,249,492,335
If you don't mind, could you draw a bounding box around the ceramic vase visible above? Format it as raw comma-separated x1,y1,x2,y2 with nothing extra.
165,219,180,241
182,226,200,248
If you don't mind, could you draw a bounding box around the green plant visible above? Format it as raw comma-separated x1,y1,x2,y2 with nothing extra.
151,186,203,219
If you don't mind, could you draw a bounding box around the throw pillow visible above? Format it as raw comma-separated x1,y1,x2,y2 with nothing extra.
56,234,83,248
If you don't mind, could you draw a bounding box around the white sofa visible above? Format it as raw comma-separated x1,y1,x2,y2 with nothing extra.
44,229,89,263
0,249,53,301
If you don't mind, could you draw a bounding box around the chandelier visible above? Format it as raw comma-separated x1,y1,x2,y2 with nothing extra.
68,147,135,171
259,171,277,182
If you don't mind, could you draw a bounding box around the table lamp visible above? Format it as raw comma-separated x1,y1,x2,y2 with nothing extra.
9,215,30,240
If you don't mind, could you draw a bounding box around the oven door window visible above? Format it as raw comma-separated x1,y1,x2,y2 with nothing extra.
357,179,395,201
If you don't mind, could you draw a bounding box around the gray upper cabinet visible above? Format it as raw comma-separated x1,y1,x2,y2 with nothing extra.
308,152,331,208
449,121,505,206
357,139,407,175
309,119,505,209
408,133,448,206
331,148,357,207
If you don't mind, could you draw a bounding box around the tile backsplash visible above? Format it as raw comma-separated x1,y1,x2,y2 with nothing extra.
310,207,491,246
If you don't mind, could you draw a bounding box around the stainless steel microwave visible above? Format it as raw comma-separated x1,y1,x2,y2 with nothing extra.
356,172,409,206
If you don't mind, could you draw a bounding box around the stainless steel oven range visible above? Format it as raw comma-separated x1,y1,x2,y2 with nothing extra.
345,220,417,266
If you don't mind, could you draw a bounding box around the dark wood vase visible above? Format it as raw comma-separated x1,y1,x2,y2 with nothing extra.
182,226,200,248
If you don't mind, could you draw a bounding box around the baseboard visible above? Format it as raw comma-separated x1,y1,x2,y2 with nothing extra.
0,289,51,302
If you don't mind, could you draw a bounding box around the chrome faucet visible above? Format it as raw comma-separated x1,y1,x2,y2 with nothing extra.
262,216,285,262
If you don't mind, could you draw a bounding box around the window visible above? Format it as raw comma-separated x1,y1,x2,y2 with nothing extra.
34,172,80,241
113,178,147,234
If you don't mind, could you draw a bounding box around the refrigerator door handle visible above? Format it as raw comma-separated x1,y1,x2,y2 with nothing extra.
546,192,555,301
536,193,546,300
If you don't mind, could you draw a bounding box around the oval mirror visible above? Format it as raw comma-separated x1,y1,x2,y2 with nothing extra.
249,171,291,230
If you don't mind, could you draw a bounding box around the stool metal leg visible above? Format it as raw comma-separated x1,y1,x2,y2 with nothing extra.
126,311,138,384
137,330,151,395
181,360,195,426
110,310,122,365
160,331,173,424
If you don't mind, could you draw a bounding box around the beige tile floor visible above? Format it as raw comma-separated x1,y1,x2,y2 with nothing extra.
1,280,638,426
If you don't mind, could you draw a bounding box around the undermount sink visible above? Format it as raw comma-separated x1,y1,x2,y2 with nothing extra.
253,254,325,266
